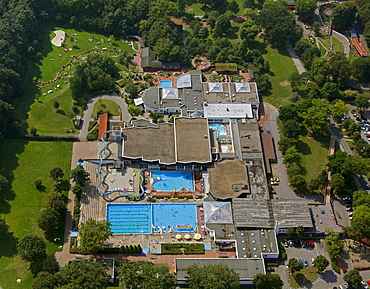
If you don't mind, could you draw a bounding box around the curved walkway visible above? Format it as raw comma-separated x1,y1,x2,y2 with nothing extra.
78,93,131,141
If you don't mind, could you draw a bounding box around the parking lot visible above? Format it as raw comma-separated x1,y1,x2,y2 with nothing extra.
283,239,326,266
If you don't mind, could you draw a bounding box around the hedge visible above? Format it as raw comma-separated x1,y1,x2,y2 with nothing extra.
161,243,204,255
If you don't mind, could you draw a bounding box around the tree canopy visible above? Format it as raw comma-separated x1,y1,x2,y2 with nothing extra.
49,167,64,182
331,2,357,30
253,273,284,289
79,219,112,253
313,255,330,272
118,261,176,289
54,259,108,288
70,166,90,186
288,258,303,274
185,264,240,289
344,270,363,288
17,235,46,263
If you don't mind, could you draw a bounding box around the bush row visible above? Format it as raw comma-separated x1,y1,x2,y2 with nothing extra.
161,243,204,255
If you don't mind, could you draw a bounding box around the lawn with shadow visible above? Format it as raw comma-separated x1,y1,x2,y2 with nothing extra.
0,140,72,289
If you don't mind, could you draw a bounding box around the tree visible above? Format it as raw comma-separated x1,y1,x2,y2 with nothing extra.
125,81,139,99
79,219,112,253
256,1,295,45
253,273,284,289
290,175,307,192
313,255,329,272
350,205,370,238
53,100,60,109
288,258,303,274
287,227,295,237
72,184,83,199
0,217,9,235
295,0,316,21
49,167,64,182
239,19,258,44
278,137,295,155
0,174,8,194
214,13,232,37
17,235,46,263
127,105,142,116
355,94,370,111
331,173,346,193
44,192,65,214
353,190,370,208
54,259,108,288
351,57,370,83
320,82,340,101
32,271,56,289
42,254,60,274
283,147,302,166
228,0,239,13
330,100,350,121
283,119,302,139
186,264,240,289
344,270,363,288
296,225,304,236
70,166,90,186
331,2,356,30
38,208,62,236
300,99,329,134
34,179,43,191
118,261,176,289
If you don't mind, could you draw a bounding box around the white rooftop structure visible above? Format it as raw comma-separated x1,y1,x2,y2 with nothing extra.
208,83,223,93
204,202,233,224
176,74,192,88
235,83,251,93
203,103,253,119
162,88,178,99
134,97,144,106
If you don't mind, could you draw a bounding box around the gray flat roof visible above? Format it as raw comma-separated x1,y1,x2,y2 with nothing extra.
203,82,259,104
176,258,265,281
121,118,211,164
232,198,313,229
233,199,273,228
208,159,249,199
235,228,278,259
271,199,313,228
204,103,253,118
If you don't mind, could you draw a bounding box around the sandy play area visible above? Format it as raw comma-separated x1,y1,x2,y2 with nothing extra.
52,30,66,47
345,239,370,270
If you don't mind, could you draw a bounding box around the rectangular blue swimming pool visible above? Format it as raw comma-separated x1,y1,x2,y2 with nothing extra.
151,171,194,192
106,203,197,234
160,80,172,88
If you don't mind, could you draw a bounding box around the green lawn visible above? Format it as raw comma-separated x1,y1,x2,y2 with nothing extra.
288,267,318,288
92,99,121,118
253,40,298,107
16,26,135,135
39,26,134,83
0,140,72,289
319,37,344,53
297,134,330,181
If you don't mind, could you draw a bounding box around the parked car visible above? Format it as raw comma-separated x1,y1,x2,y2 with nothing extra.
346,207,353,211
266,267,275,272
311,258,315,266
299,259,303,263
303,258,308,267
343,197,351,201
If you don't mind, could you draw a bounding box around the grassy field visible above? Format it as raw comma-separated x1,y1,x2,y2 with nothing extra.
92,99,121,118
39,26,134,83
297,134,330,181
288,267,318,288
16,26,135,135
253,40,297,107
0,140,72,289
319,37,344,53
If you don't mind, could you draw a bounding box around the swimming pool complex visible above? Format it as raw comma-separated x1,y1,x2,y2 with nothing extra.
151,171,194,192
160,80,172,88
107,203,197,234
208,123,231,141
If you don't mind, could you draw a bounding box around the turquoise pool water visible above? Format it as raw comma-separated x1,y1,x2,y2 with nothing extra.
160,80,172,88
151,171,194,192
106,203,197,234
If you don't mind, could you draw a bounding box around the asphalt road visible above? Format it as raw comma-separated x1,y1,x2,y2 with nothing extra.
285,40,306,74
313,8,351,57
79,93,131,141
329,117,369,191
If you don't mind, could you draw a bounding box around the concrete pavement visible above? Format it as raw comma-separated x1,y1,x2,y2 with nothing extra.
78,93,131,141
285,40,306,74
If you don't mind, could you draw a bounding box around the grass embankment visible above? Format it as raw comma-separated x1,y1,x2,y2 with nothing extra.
92,99,121,118
0,140,72,289
17,26,134,135
254,41,297,107
319,37,344,54
297,134,330,181
288,267,318,288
